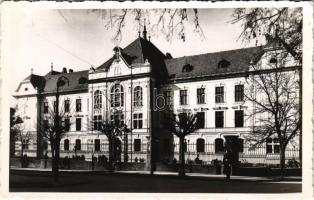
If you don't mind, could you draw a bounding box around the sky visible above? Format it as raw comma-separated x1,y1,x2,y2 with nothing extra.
3,8,256,100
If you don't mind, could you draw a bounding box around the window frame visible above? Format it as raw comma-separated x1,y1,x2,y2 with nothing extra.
94,90,102,110
179,89,188,105
235,110,244,127
133,86,143,107
215,86,224,103
64,99,70,113
235,85,244,102
197,88,205,104
215,111,224,128
76,99,82,112
134,139,141,152
93,115,102,130
196,112,205,129
196,138,205,153
133,113,143,129
110,84,124,108
76,118,82,131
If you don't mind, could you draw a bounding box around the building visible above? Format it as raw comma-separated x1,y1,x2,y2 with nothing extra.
12,29,301,165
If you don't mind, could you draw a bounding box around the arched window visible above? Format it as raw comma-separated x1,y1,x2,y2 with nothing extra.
218,59,230,69
196,138,205,153
75,139,81,151
215,138,224,153
64,139,69,151
133,86,143,107
94,90,102,109
111,84,124,107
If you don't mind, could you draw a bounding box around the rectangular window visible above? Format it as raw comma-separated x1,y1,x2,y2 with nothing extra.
43,102,49,113
76,118,81,131
53,101,57,113
110,114,124,127
64,100,70,113
196,112,205,128
215,86,224,103
64,118,70,131
134,139,141,152
235,110,244,127
76,99,81,112
93,115,102,130
180,90,187,105
215,111,224,128
94,139,100,151
164,91,172,106
197,88,205,104
235,85,244,102
133,113,143,129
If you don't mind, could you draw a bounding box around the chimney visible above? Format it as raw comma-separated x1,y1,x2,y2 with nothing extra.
62,67,67,73
69,69,74,73
51,62,53,72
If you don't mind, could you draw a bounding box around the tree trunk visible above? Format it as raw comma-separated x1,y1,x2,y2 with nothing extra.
179,137,185,177
280,143,287,172
53,140,60,182
108,137,114,172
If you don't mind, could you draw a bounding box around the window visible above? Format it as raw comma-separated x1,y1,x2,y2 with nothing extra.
111,84,124,107
22,139,29,150
94,90,102,109
53,101,57,113
64,139,69,151
238,138,244,153
215,111,224,128
64,100,70,113
164,91,172,106
75,139,81,151
76,99,82,112
43,102,49,113
197,88,205,104
110,114,124,127
182,63,194,72
179,90,187,105
235,85,244,102
266,138,280,154
215,86,224,103
134,139,141,152
76,118,81,131
94,139,100,151
43,120,49,130
64,118,70,131
178,112,187,122
235,110,244,127
215,138,224,152
133,113,143,129
196,112,205,128
134,86,143,107
93,115,102,130
218,59,230,68
196,138,205,153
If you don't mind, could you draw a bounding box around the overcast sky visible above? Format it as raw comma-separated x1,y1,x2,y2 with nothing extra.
4,8,257,99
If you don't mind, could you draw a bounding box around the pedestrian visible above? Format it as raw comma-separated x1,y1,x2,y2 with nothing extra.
223,151,232,181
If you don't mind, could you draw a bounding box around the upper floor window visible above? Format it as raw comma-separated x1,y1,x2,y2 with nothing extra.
94,90,102,109
215,111,224,128
43,102,49,113
64,118,70,131
196,112,205,129
179,90,187,105
215,86,224,103
197,88,205,104
235,85,244,102
110,113,124,127
93,115,102,130
64,139,69,151
133,113,143,129
111,84,124,107
76,99,82,112
133,86,143,107
235,110,244,127
164,90,172,107
182,63,194,72
64,100,70,113
76,118,82,131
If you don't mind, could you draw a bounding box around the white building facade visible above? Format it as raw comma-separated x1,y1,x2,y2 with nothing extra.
12,34,301,165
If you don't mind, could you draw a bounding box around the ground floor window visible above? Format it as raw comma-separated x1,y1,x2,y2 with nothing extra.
75,139,81,151
94,139,100,151
266,138,280,154
196,138,205,153
215,138,224,153
64,139,69,151
134,139,141,152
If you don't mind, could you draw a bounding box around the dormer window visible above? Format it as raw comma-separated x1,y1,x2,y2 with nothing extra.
24,87,28,91
269,57,277,64
218,59,230,69
78,77,87,84
182,63,193,73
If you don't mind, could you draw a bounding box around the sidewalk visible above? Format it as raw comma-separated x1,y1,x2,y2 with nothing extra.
10,167,301,182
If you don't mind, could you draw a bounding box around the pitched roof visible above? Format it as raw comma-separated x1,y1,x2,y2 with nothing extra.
165,46,264,80
42,70,88,93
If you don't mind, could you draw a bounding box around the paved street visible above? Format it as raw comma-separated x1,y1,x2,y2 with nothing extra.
10,170,301,193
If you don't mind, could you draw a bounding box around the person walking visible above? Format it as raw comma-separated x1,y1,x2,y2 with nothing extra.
223,150,232,181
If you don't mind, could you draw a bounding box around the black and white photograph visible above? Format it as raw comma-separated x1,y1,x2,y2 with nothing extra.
0,1,313,197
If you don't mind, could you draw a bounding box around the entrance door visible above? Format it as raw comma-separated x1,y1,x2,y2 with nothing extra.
224,136,240,168
113,138,122,162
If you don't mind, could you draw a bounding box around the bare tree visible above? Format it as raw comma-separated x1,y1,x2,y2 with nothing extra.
231,8,302,63
244,50,301,169
10,108,23,157
166,112,199,176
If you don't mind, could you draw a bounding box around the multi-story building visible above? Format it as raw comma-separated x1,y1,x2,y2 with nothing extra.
12,30,301,165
